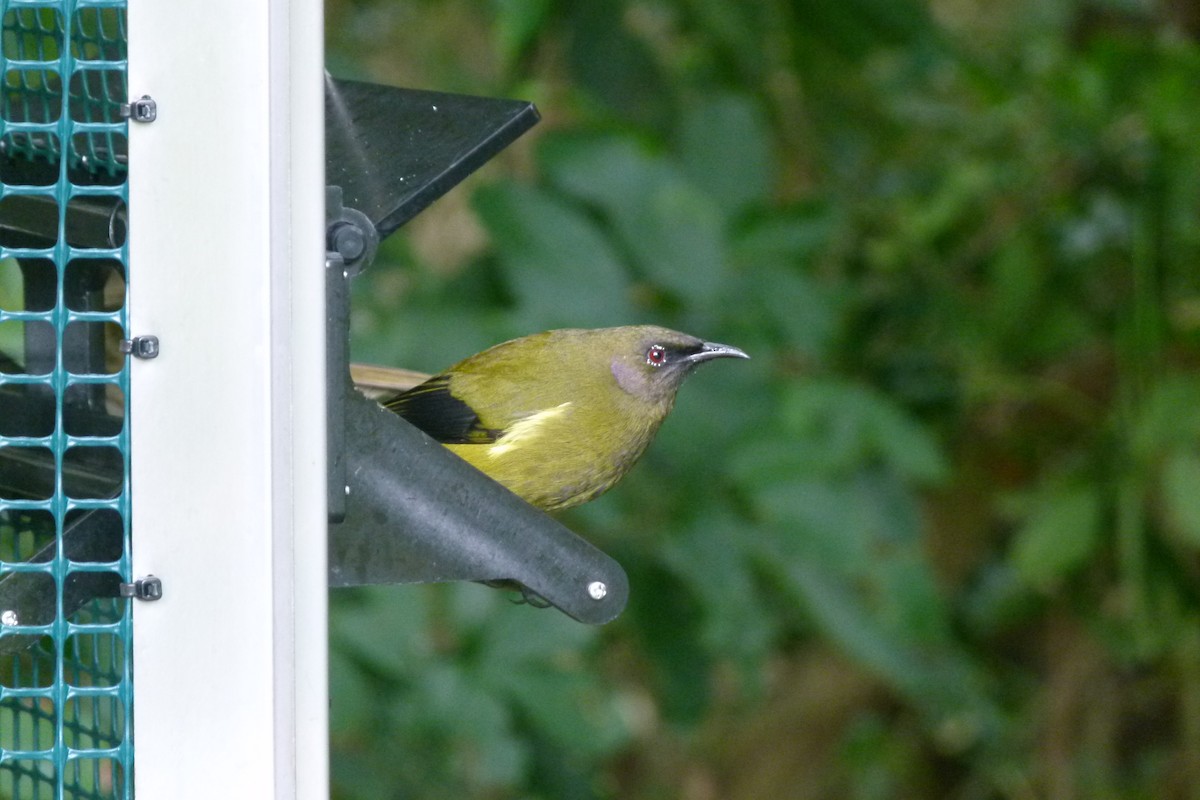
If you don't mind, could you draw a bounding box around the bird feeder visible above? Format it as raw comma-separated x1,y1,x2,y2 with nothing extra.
0,0,627,796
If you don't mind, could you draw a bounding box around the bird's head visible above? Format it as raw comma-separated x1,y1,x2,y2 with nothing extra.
604,325,749,403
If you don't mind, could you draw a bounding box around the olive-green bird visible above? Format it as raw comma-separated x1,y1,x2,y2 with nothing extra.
381,325,748,511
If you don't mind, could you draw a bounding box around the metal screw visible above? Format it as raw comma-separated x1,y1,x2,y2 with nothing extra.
120,335,160,359
0,609,18,626
120,95,157,123
587,581,607,600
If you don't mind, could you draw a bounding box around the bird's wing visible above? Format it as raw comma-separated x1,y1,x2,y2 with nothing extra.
382,375,501,444
350,363,430,398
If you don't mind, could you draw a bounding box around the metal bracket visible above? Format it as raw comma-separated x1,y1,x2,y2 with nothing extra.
326,251,350,523
120,95,157,123
324,185,374,523
119,575,163,601
120,335,160,359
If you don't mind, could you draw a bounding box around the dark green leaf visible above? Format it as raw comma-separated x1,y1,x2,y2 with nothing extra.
473,183,633,328
1010,485,1101,587
1162,450,1200,548
564,1,673,130
492,0,554,68
678,92,775,217
541,134,728,305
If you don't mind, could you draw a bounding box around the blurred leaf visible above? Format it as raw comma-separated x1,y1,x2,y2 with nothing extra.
986,231,1043,344
329,645,381,738
539,134,651,210
662,516,776,664
1010,485,1101,587
476,599,597,667
405,664,527,788
869,541,953,646
541,134,727,305
733,205,837,264
564,1,672,130
680,0,771,80
331,586,432,675
731,213,842,357
739,381,945,484
747,463,956,644
636,180,727,304
1162,450,1200,547
961,562,1043,637
678,92,775,217
841,712,927,799
504,669,629,759
770,555,994,737
626,560,712,723
864,394,949,483
792,0,937,61
1132,375,1200,460
492,0,553,68
911,161,992,245
473,183,633,328
753,479,877,574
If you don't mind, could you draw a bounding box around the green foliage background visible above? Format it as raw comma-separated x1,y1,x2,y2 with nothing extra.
326,0,1200,797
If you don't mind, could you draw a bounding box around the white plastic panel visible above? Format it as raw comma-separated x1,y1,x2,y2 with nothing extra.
127,0,327,796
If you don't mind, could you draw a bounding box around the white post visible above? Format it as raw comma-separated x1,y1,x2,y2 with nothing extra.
126,0,328,795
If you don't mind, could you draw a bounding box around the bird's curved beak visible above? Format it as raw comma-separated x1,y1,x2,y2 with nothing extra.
687,341,750,364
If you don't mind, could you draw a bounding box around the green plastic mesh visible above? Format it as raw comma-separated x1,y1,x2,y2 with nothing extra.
0,2,131,798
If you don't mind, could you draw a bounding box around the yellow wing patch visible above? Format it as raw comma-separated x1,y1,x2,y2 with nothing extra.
487,402,573,459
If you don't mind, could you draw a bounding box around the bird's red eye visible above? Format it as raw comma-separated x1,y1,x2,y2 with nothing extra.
646,345,667,367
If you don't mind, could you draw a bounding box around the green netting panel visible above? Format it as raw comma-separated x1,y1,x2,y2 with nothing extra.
0,1,131,799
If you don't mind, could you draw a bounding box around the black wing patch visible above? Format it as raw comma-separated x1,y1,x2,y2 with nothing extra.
382,375,501,444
